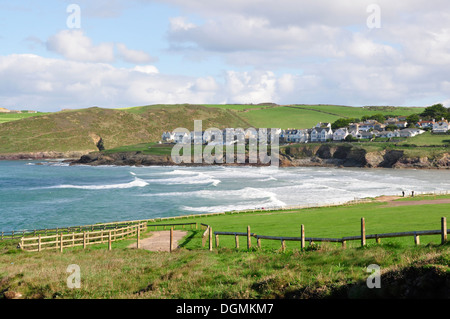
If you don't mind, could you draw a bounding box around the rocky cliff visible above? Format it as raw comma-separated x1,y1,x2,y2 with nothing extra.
68,144,449,169
280,144,449,169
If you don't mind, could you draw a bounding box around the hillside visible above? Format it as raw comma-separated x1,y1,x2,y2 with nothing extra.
0,105,249,155
0,103,435,156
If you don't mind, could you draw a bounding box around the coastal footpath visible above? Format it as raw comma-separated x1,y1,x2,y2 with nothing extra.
69,144,450,169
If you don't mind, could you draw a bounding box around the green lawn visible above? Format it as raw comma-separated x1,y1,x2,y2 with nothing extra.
398,131,450,146
150,200,450,251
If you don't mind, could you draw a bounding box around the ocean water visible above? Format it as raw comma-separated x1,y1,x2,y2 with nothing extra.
1,160,450,231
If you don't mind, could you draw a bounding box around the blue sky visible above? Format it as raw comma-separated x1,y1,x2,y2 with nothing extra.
1,1,450,111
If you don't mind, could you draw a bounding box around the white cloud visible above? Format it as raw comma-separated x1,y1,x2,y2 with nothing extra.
46,30,115,63
132,65,159,74
46,30,156,65
116,43,156,64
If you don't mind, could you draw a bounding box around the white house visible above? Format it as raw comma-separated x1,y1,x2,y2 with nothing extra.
333,128,348,141
399,128,425,138
311,127,333,142
416,119,434,129
161,131,175,142
375,130,400,139
354,131,374,140
432,118,449,133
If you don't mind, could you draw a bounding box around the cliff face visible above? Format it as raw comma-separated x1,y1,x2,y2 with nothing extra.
68,144,450,169
280,144,450,169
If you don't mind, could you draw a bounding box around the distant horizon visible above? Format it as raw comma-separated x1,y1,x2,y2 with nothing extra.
0,103,432,113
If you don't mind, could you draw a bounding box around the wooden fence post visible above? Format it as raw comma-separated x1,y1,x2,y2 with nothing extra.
235,234,239,249
170,227,174,253
247,226,251,250
137,225,141,249
301,224,305,250
83,232,86,249
281,239,286,252
442,217,447,245
108,231,112,251
215,233,219,248
257,237,261,249
209,227,213,251
38,235,41,252
60,233,63,253
414,232,420,246
342,240,347,249
361,218,366,247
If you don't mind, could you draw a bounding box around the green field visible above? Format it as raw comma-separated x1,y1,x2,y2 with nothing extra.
1,197,449,299
163,199,450,250
0,112,47,124
398,131,450,146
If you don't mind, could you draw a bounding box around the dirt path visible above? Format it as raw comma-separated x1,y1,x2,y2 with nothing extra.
375,195,450,207
129,230,188,252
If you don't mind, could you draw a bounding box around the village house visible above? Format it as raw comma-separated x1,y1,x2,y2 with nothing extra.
310,124,333,142
416,119,435,129
399,128,425,138
333,127,348,141
352,131,374,140
375,130,400,139
432,118,449,133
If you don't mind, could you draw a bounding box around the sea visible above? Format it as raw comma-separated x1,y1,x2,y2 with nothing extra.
0,160,449,231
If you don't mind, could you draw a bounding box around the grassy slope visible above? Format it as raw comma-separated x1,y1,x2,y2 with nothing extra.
0,105,250,153
1,198,449,299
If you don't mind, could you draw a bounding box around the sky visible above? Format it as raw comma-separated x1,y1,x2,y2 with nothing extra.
0,0,450,112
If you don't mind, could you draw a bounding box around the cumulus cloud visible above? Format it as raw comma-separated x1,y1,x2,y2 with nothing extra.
46,30,155,64
116,43,156,64
46,30,115,63
0,54,309,110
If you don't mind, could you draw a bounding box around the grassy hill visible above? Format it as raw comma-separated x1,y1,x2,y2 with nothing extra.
0,103,435,154
0,105,250,154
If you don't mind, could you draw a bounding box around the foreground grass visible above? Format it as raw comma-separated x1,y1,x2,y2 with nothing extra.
0,237,448,299
1,199,449,299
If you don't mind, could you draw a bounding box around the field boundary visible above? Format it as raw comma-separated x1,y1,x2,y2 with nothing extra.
19,222,148,252
213,217,449,251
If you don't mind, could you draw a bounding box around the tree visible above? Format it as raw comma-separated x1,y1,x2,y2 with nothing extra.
385,124,398,131
345,134,357,142
420,103,449,120
331,118,358,130
406,114,420,127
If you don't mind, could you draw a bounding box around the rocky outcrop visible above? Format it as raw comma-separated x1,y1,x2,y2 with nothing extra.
73,151,274,167
0,151,92,161
67,144,449,169
281,144,449,169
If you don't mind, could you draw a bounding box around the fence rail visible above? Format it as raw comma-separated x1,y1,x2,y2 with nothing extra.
20,222,147,252
213,217,449,251
1,220,145,241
